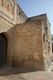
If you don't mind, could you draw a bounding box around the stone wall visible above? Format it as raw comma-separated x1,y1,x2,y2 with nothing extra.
7,20,44,71
5,14,52,71
0,0,14,15
51,40,53,60
0,16,13,33
52,35,53,56
0,0,27,25
42,19,52,70
16,4,27,24
0,2,51,72
29,14,52,70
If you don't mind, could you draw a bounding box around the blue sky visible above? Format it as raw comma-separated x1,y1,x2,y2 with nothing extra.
17,0,53,34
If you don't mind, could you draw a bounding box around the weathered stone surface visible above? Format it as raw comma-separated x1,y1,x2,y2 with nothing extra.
0,71,53,80
7,20,44,71
0,0,52,71
6,14,52,71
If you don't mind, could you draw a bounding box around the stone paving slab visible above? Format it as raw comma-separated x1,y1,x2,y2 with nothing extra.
0,72,53,80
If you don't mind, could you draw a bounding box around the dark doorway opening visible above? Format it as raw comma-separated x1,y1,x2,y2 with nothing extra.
0,33,7,67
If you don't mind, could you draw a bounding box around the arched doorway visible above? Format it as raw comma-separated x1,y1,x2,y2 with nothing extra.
0,33,7,67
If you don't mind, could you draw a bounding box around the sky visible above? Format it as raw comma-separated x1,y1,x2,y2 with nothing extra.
17,0,53,34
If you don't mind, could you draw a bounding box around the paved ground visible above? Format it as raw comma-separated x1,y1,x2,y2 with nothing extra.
0,63,53,80
0,71,53,80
